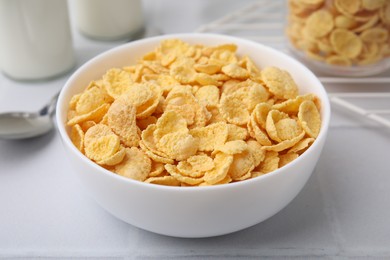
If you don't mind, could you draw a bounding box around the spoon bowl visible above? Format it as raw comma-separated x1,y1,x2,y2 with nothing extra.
0,92,58,140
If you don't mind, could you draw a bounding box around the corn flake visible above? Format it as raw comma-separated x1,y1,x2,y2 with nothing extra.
219,92,250,125
304,10,334,38
298,100,321,138
228,148,255,181
103,68,133,99
261,67,298,100
156,131,198,161
203,152,233,185
115,147,151,181
70,124,84,152
330,28,363,58
189,122,228,152
107,96,140,147
145,175,181,186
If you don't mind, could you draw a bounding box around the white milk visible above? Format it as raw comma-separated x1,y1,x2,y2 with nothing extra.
0,0,75,81
73,0,144,41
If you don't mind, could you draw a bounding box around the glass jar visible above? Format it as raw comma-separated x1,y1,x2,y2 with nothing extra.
286,0,390,76
0,0,75,81
73,0,144,41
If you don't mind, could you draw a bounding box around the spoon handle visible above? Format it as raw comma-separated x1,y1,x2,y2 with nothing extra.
39,92,60,117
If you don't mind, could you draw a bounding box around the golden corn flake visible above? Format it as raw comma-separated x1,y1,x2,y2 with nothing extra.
177,154,213,178
262,131,305,152
228,148,255,181
326,55,352,66
207,106,226,124
203,152,233,185
219,92,250,125
75,87,112,115
103,68,133,99
165,164,204,185
156,131,198,161
145,175,181,186
85,134,121,162
380,3,390,25
226,124,248,141
330,28,363,59
189,122,228,152
212,47,238,61
275,118,303,141
247,114,272,146
148,161,166,177
79,120,96,132
69,93,82,110
187,155,214,172
97,145,126,166
140,125,168,158
360,27,389,43
298,0,324,6
195,85,220,107
194,72,220,86
202,43,237,57
246,140,265,167
194,63,220,75
70,124,84,152
120,82,162,119
252,102,271,129
272,94,316,115
154,110,188,140
84,124,114,147
256,151,280,174
261,67,298,100
164,86,205,126
107,96,139,147
115,147,151,181
298,100,321,138
335,0,361,15
66,39,322,187
335,15,358,29
305,10,334,38
213,140,248,155
239,55,261,77
279,153,299,168
67,103,110,126
246,82,270,111
266,110,289,142
170,59,196,84
362,0,386,11
352,14,380,33
143,147,174,164
288,137,315,154
221,63,250,79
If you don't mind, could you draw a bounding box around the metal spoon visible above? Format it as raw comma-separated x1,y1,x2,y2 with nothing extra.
0,92,59,140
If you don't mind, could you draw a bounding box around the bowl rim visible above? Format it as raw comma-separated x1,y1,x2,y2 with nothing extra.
56,33,331,192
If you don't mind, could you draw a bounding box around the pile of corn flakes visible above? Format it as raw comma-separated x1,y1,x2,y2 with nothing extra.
287,0,390,66
67,39,321,187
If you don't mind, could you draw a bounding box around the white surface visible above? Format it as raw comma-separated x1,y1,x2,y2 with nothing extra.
56,33,330,238
1,0,390,258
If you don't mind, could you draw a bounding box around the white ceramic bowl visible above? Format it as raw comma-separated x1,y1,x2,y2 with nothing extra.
56,33,331,238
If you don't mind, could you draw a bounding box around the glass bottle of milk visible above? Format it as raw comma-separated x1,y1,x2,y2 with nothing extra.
72,0,144,41
0,0,75,81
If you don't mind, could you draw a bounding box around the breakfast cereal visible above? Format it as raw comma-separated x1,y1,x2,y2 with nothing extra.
287,0,390,67
66,39,322,186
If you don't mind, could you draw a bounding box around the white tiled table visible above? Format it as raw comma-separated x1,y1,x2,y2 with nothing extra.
1,0,390,259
